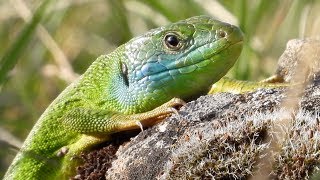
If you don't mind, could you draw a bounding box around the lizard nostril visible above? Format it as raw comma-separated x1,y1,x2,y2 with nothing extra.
216,30,227,39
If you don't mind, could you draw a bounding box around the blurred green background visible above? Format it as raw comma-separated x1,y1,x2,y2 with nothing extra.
0,0,320,177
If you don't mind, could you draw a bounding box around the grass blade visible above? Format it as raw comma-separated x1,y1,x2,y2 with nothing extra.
0,0,52,86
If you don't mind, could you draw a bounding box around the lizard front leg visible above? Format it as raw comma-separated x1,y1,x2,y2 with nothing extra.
208,77,288,94
58,98,185,177
61,97,185,134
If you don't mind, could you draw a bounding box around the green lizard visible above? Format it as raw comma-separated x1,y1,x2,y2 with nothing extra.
4,15,245,179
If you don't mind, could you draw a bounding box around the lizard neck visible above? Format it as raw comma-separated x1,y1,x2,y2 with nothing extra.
80,52,160,114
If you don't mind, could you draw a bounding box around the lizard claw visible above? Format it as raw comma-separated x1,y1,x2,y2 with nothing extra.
135,121,144,132
56,146,69,157
170,98,187,108
168,107,179,116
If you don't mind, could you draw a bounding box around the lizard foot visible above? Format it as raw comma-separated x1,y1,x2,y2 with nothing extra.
127,98,186,128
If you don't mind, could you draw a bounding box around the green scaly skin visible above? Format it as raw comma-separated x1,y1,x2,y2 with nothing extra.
4,16,243,179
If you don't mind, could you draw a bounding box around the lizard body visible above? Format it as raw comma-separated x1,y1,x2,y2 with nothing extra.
4,15,244,179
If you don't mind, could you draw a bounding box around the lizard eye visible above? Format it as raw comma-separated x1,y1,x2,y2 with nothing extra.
164,33,183,51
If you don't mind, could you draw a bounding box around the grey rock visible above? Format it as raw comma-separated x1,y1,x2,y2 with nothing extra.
77,39,320,180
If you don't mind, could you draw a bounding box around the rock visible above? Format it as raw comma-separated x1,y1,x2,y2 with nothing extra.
264,39,320,83
74,39,320,180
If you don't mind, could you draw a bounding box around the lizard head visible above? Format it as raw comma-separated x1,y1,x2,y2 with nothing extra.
119,15,243,112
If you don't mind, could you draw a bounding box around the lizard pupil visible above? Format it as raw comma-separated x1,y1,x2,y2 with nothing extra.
164,34,180,49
